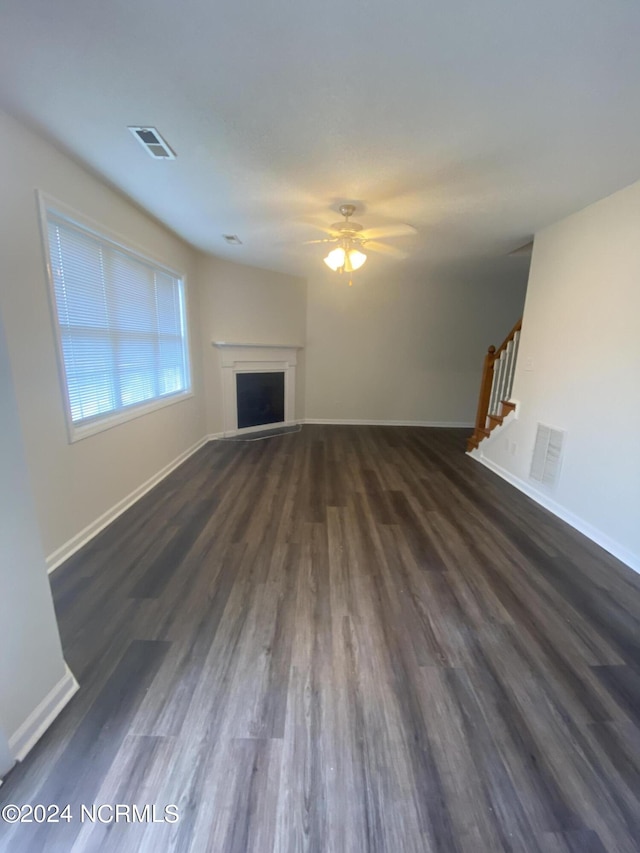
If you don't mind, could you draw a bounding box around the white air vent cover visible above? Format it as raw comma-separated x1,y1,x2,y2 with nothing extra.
128,127,176,159
530,424,564,487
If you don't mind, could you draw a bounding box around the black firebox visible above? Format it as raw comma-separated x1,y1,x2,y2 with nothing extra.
236,372,285,429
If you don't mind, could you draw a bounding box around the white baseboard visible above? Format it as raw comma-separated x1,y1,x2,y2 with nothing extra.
7,665,79,765
303,418,474,428
469,453,640,575
46,435,211,573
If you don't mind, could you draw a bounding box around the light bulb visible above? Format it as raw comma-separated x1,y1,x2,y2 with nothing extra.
324,247,346,271
348,249,367,271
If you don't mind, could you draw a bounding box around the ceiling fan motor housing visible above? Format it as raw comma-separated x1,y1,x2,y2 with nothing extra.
331,204,364,235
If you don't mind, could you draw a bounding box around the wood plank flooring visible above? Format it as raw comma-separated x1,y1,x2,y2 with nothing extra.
1,425,640,852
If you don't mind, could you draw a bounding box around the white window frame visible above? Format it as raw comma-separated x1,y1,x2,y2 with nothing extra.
37,191,193,443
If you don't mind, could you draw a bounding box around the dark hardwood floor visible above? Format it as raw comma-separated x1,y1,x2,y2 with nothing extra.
2,425,640,852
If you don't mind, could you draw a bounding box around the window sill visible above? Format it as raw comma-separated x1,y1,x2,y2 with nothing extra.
67,389,194,444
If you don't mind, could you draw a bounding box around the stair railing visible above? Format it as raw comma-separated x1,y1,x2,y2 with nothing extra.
467,319,522,451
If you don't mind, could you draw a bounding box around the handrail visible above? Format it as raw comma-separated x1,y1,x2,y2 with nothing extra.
472,344,497,437
467,318,522,451
495,318,522,358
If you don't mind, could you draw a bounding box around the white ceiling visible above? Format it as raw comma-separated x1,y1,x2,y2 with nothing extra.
2,0,640,281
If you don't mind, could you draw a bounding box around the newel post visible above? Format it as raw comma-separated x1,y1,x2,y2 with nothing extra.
473,345,496,437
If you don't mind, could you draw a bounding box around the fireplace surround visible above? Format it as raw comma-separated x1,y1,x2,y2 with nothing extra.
213,342,302,436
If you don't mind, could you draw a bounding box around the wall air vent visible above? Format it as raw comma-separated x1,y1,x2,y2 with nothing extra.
530,423,564,487
223,235,243,245
128,127,176,159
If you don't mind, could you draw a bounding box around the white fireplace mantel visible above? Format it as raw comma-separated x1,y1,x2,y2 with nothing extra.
212,341,303,349
212,341,303,435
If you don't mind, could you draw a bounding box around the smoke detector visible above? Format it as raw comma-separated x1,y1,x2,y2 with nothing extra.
128,127,176,159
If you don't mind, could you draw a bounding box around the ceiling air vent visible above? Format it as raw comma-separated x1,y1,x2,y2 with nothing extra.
128,127,176,159
222,235,243,245
530,423,564,487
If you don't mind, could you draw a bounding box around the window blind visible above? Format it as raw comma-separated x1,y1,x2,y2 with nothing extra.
46,214,190,427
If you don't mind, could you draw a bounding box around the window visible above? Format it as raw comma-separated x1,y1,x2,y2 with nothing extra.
41,200,191,441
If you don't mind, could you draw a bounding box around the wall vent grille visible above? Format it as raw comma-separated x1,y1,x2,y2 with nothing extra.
128,127,176,160
530,423,564,487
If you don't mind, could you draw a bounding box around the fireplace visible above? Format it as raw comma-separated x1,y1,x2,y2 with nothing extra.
213,342,302,436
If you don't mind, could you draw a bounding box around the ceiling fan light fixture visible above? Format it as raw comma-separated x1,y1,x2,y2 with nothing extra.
323,246,367,274
315,204,410,281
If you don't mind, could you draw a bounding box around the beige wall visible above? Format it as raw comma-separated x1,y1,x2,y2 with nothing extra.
0,110,206,560
197,254,307,434
305,266,527,423
0,303,69,761
477,179,640,571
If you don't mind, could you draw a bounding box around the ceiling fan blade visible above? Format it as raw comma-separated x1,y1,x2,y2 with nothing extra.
360,223,417,241
303,238,337,245
364,241,408,259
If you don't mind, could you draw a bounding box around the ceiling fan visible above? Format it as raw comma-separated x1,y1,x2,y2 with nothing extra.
305,204,416,283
